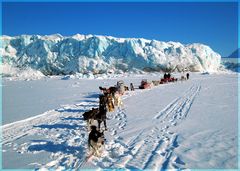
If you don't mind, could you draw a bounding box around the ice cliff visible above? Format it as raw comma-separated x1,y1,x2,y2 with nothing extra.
1,34,221,77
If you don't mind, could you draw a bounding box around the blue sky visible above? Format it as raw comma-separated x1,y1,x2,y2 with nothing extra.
2,2,238,57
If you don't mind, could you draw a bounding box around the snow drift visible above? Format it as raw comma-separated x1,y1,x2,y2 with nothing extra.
1,34,221,76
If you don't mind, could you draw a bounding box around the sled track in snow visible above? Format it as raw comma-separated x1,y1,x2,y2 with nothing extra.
75,106,129,169
125,128,179,170
64,84,201,170
2,89,134,170
129,84,200,169
2,110,62,144
2,83,201,170
2,101,99,170
98,127,184,170
1,102,97,144
154,84,201,125
91,84,201,170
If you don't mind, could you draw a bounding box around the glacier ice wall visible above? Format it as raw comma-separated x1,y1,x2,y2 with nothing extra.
1,34,221,76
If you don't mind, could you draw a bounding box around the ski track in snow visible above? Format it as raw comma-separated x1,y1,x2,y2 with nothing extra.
2,83,201,170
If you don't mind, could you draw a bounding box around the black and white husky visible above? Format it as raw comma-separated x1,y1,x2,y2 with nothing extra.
88,126,105,157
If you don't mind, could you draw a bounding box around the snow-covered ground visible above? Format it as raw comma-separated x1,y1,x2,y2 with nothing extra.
1,72,238,169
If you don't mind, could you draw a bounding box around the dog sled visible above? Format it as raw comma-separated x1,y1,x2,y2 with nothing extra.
160,77,177,84
139,79,152,89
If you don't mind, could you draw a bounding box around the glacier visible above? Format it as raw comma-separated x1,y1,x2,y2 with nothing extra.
1,34,221,77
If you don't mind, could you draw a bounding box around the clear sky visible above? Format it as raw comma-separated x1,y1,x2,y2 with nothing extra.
2,2,238,57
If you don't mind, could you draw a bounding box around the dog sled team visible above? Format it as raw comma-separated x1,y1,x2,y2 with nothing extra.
83,72,190,157
83,80,130,156
139,72,190,89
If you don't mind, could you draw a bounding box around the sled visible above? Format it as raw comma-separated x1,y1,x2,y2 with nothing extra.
139,79,152,89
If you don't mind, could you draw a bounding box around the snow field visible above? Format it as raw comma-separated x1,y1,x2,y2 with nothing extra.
1,73,238,169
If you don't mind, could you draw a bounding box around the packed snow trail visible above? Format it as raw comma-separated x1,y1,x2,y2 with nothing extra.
154,84,201,124
2,82,201,170
2,87,140,169
88,84,201,170
2,101,97,169
128,84,201,170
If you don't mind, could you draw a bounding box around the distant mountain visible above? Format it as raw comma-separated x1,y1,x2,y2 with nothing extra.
1,34,221,77
228,49,239,58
